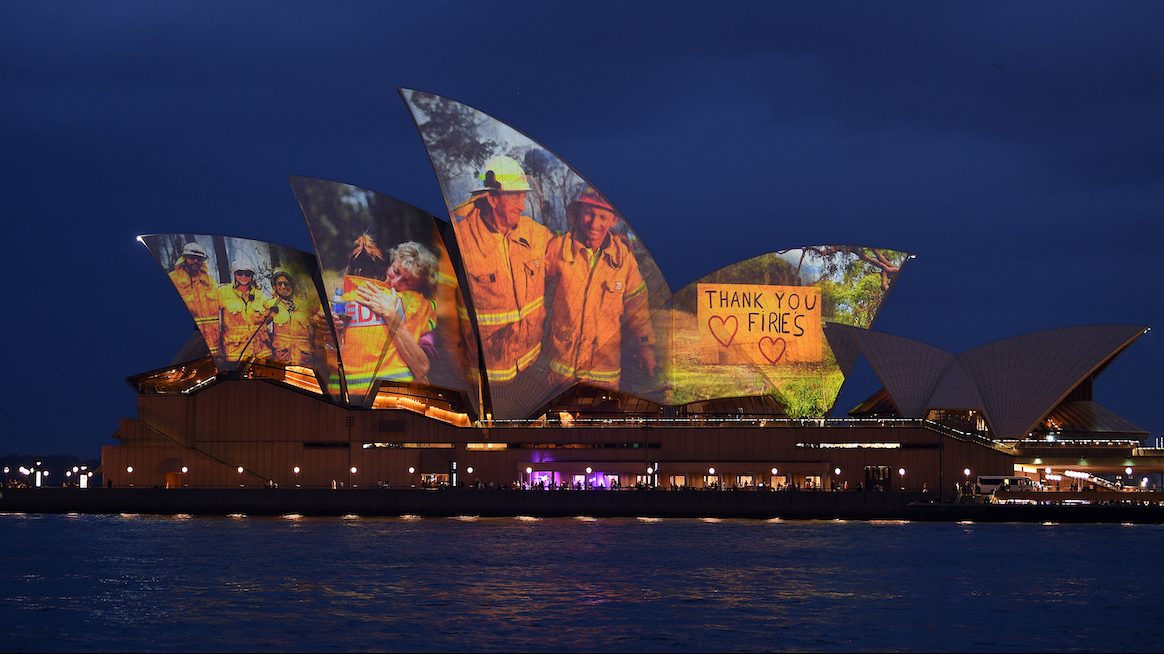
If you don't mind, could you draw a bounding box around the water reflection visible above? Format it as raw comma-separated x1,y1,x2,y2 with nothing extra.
0,516,1160,652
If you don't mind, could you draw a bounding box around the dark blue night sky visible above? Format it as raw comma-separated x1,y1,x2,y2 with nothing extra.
3,2,1161,456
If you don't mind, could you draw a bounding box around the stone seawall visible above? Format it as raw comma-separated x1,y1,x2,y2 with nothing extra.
4,488,1164,522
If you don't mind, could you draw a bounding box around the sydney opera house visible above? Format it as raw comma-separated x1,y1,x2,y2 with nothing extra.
104,89,1160,494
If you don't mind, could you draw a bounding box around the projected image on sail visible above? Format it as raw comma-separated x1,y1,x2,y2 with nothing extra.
402,89,671,418
140,233,341,399
669,246,910,417
292,177,481,416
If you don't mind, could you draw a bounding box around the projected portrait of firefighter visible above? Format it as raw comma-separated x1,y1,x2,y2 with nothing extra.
262,269,319,367
451,155,550,388
545,185,655,390
334,235,438,396
167,241,221,356
214,257,273,363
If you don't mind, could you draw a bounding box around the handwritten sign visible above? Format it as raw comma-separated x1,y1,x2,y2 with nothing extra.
696,283,822,365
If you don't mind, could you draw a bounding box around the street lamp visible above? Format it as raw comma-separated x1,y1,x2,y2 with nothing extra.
526,466,533,489
350,466,358,488
126,465,134,487
585,466,592,489
708,466,717,490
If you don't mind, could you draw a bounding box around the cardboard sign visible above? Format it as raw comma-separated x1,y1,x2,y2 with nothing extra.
696,283,822,365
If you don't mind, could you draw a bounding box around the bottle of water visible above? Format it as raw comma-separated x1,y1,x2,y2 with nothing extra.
332,287,347,322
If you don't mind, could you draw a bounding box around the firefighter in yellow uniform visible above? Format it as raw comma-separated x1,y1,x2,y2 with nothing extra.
337,241,438,400
452,155,550,389
264,269,316,367
168,242,221,356
545,186,655,390
214,258,272,363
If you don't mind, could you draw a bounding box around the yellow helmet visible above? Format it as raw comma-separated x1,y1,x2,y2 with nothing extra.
475,155,531,192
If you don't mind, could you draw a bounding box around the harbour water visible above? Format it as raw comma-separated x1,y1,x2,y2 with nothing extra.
1,514,1160,652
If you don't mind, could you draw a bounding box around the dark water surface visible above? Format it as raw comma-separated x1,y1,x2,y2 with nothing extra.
1,514,1159,652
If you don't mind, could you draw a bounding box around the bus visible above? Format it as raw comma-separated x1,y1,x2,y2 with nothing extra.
976,476,1035,494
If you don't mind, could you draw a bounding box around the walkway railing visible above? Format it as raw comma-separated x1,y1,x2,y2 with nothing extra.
486,415,1001,445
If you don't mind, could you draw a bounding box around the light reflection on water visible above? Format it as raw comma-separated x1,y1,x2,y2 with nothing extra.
1,515,1162,652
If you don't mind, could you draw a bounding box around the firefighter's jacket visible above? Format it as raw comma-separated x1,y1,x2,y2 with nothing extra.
169,263,220,355
453,208,550,383
214,282,271,363
545,232,654,388
337,275,436,399
264,295,316,367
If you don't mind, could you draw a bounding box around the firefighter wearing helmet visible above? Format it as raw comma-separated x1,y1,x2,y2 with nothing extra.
168,242,221,356
451,154,550,400
213,256,272,363
545,185,655,389
263,269,317,367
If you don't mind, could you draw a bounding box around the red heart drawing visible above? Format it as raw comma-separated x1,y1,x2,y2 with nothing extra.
708,315,738,348
758,336,787,364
